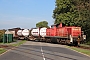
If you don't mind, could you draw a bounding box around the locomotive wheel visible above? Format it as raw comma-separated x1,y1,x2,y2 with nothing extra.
46,39,51,43
57,39,60,43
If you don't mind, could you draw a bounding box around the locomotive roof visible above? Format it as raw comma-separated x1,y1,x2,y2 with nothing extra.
51,23,66,27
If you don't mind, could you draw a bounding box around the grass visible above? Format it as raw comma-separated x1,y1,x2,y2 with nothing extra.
80,44,90,47
0,40,26,46
67,46,90,56
10,40,26,47
86,41,90,45
0,40,26,54
0,48,6,54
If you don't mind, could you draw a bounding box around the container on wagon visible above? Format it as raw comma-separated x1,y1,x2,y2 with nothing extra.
22,29,29,37
31,28,39,36
17,30,22,36
40,27,47,37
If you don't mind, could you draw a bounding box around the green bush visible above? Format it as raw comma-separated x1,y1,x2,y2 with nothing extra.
86,41,90,45
86,37,90,45
0,30,5,42
0,35,3,42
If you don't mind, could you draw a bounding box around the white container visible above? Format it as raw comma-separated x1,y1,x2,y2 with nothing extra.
17,30,22,36
22,29,29,37
40,27,47,37
31,28,39,36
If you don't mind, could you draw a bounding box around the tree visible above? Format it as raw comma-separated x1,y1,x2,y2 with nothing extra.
0,30,5,42
53,0,78,26
36,21,49,28
75,0,90,41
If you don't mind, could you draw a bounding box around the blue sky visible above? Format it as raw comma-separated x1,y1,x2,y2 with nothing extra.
0,0,55,29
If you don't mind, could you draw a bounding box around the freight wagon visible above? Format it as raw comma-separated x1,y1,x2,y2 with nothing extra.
17,29,29,40
8,28,21,39
29,27,47,41
8,28,29,40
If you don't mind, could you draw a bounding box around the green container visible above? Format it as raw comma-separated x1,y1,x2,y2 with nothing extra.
3,34,13,43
